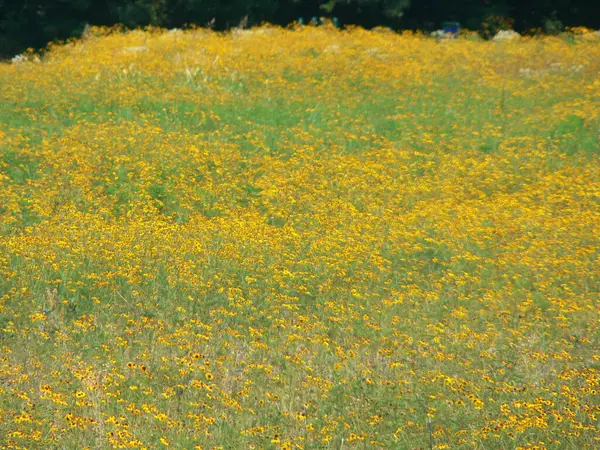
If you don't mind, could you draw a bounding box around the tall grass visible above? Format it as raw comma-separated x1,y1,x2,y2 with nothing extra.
0,25,599,449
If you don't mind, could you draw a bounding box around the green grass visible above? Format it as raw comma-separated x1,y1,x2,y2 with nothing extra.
0,28,599,449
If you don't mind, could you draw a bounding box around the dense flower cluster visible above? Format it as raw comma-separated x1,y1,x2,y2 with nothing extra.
0,25,599,449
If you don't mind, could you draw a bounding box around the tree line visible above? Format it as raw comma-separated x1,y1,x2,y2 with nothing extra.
1,0,599,57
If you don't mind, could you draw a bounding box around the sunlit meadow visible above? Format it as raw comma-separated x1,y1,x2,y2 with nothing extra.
0,24,599,449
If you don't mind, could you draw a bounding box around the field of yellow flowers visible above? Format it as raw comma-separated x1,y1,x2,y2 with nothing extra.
0,25,599,449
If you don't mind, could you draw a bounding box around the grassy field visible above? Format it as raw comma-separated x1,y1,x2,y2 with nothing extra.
0,25,599,449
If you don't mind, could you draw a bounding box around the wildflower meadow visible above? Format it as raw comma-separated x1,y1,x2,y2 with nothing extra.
0,25,599,449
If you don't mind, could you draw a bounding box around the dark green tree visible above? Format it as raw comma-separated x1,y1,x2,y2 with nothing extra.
1,0,599,58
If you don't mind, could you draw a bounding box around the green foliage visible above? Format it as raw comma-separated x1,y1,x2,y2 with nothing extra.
321,0,411,18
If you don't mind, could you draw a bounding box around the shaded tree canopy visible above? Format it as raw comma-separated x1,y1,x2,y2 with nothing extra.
1,0,599,57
